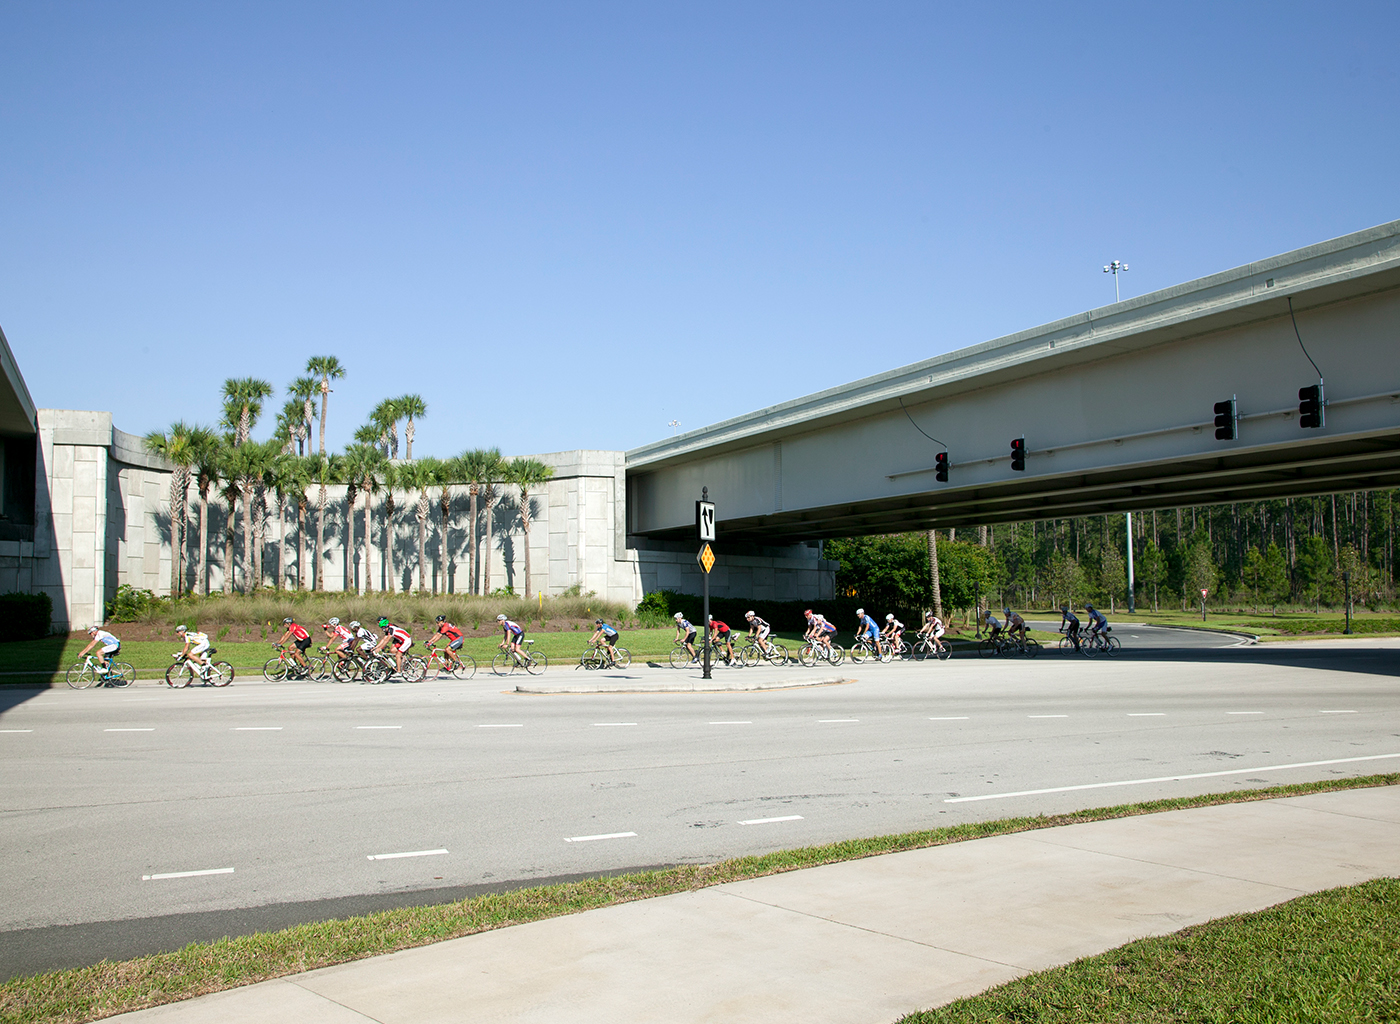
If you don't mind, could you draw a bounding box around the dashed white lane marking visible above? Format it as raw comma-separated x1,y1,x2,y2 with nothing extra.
356,726,402,730
233,727,283,731
710,721,752,725
594,723,637,727
565,832,637,843
929,716,970,721
818,719,859,723
105,728,155,732
1227,711,1264,715
1127,713,1166,717
944,752,1400,804
478,724,523,728
1028,715,1068,719
367,849,448,861
739,815,803,825
1320,710,1357,714
0,729,34,733
143,867,235,881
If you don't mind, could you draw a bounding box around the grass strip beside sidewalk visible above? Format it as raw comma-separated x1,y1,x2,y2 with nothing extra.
3,773,1396,1024
902,877,1400,1023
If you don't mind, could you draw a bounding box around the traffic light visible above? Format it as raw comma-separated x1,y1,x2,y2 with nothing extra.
1213,396,1237,441
935,451,948,483
1010,437,1025,471
1298,383,1324,429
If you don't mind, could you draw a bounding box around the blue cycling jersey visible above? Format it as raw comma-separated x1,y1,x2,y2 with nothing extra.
859,615,879,635
598,624,618,638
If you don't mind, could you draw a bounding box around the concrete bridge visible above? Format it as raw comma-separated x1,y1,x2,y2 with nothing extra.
626,220,1400,544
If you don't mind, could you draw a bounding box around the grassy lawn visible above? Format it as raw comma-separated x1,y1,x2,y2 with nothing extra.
902,877,1400,1023
1,774,1395,1024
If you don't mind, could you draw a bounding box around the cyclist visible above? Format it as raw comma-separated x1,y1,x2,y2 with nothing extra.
882,613,905,656
1004,608,1028,643
1084,604,1110,647
275,617,313,677
323,617,354,666
744,610,773,656
373,618,413,676
1059,604,1082,648
803,609,837,653
589,619,620,663
918,610,947,655
77,625,121,675
497,613,525,663
855,608,881,652
428,614,466,672
708,615,735,662
350,620,378,658
982,608,1004,641
673,612,698,661
175,624,212,679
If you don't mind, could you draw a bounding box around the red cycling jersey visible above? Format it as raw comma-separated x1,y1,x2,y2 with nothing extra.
288,622,310,641
436,622,463,642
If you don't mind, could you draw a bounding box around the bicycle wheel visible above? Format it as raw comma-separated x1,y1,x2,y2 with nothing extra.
826,644,845,666
451,654,477,679
306,656,329,681
1022,639,1041,659
109,662,136,687
209,662,234,687
581,649,602,671
767,644,789,666
526,652,547,675
612,647,631,669
798,643,817,667
936,642,952,661
669,647,692,669
331,658,357,682
403,657,427,683
363,659,389,683
1106,636,1121,654
896,640,913,661
262,658,288,682
978,639,997,659
492,652,513,675
165,662,196,688
849,641,868,664
1081,637,1098,658
877,643,893,664
66,662,96,688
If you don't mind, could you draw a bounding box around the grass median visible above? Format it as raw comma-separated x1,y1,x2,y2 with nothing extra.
2,773,1395,1024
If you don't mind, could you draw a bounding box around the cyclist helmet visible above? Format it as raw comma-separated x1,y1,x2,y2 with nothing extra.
349,620,360,629
1085,604,1096,611
1061,603,1070,611
1004,607,1011,616
745,610,754,619
803,609,812,616
673,612,684,621
436,614,447,622
283,617,294,624
886,613,894,621
497,614,507,621
378,618,390,628
87,625,97,634
856,607,864,616
595,619,604,625
328,617,340,626
926,610,936,618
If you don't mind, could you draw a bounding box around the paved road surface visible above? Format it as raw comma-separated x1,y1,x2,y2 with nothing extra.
1,629,1395,978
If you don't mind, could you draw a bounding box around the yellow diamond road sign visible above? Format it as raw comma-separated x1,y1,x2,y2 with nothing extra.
698,543,715,574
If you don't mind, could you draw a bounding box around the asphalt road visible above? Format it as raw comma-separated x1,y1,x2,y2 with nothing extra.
2,626,1396,979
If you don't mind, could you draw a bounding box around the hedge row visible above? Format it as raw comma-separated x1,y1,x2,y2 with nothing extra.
0,592,52,642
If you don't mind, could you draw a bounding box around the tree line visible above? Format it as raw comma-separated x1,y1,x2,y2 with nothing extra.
828,491,1400,619
144,356,554,599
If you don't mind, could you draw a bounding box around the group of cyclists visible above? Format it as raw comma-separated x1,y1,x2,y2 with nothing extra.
978,603,1112,650
669,606,950,663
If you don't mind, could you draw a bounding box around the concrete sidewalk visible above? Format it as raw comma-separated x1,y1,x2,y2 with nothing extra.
112,787,1400,1023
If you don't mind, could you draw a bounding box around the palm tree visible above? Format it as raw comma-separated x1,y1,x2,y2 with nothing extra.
341,443,382,594
273,399,304,455
503,458,555,599
267,451,303,589
477,449,506,596
143,422,200,597
312,452,341,591
458,448,499,595
225,441,275,593
397,394,427,460
288,376,320,455
221,378,274,447
218,449,241,595
403,458,441,592
379,461,404,593
434,455,461,593
306,356,346,457
371,398,401,460
191,430,222,595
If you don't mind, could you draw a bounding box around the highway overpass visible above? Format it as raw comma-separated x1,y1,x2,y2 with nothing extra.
627,220,1400,543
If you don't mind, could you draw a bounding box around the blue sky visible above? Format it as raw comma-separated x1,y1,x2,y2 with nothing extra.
1,2,1396,457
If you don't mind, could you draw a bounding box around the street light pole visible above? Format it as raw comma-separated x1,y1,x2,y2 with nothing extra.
1103,260,1129,302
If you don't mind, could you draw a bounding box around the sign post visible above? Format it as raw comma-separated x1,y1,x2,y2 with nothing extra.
1200,588,1208,621
696,488,716,680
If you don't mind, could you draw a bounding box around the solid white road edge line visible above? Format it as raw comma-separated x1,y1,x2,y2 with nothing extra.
945,752,1400,803
1320,710,1358,714
564,832,638,843
142,868,235,881
366,849,449,861
0,729,34,733
928,716,970,721
738,815,804,825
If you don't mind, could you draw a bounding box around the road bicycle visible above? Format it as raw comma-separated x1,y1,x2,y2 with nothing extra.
492,639,547,676
978,634,1040,659
331,648,374,682
1079,630,1122,658
798,639,845,667
66,655,135,689
1057,631,1092,656
424,644,478,679
262,643,327,682
165,651,233,687
362,650,428,684
580,641,631,670
739,638,789,667
668,641,739,668
884,635,914,661
849,636,891,664
911,635,952,661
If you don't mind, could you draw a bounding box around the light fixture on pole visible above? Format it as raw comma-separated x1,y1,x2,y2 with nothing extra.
1103,260,1129,301
668,419,681,435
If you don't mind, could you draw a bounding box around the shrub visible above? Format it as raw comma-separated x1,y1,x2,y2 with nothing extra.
105,584,166,623
0,591,52,641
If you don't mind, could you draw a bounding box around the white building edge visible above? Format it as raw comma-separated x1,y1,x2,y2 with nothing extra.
0,329,836,632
